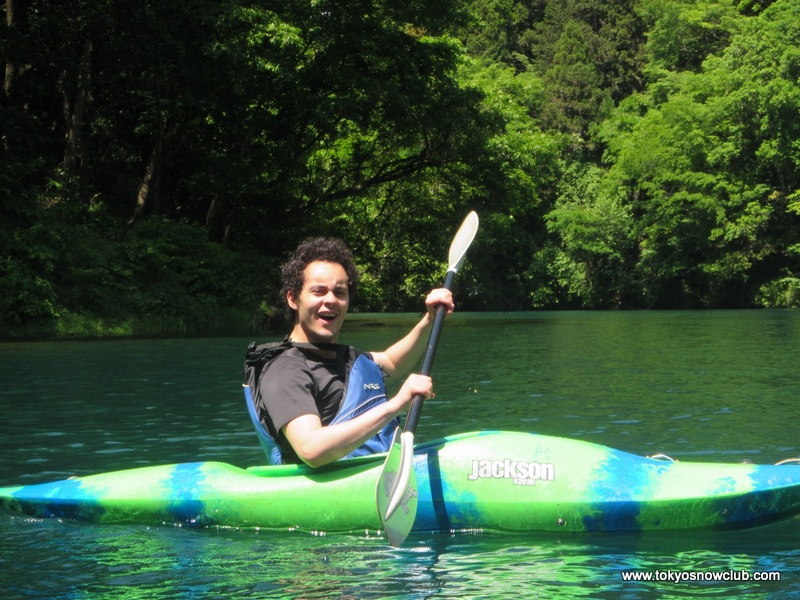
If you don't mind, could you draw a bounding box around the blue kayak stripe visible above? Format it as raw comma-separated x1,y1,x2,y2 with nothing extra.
583,449,655,531
424,451,451,532
165,463,208,525
11,478,106,521
711,465,800,527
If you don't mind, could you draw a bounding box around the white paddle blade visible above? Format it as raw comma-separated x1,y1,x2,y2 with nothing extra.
447,211,479,273
383,431,415,521
376,430,418,547
376,427,402,520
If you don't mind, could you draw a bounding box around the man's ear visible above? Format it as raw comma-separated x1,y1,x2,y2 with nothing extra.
287,290,298,311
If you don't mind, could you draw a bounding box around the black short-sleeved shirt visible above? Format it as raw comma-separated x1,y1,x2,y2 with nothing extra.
256,345,368,464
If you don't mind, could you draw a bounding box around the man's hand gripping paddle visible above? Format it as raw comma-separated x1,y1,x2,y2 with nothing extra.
376,211,479,547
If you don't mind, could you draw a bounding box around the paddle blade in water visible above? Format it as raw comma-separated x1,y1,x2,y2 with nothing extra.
376,428,418,547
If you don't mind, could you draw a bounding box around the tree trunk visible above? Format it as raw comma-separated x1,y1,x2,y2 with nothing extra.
130,75,171,225
4,0,14,99
62,39,93,203
205,194,227,244
130,140,163,224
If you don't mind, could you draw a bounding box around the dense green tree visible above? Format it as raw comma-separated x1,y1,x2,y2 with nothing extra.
638,0,740,75
546,162,637,307
452,58,561,310
595,0,800,307
524,0,647,136
1,0,505,333
3,0,800,335
186,1,483,256
456,0,544,68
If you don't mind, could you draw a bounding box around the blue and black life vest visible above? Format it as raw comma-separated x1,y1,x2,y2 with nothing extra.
243,340,398,465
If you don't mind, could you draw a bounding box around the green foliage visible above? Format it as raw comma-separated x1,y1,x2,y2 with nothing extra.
458,0,542,67
546,164,637,307
115,218,264,326
0,233,59,327
756,276,800,308
593,0,800,307
0,209,268,337
4,0,800,331
0,103,57,328
638,0,740,74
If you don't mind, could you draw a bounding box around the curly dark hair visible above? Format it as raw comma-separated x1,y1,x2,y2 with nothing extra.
280,237,360,321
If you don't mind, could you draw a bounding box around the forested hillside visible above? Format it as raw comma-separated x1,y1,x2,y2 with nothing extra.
2,0,798,337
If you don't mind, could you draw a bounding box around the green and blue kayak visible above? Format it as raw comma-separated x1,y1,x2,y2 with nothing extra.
2,431,800,534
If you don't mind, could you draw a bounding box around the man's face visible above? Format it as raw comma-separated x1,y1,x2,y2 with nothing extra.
287,260,350,344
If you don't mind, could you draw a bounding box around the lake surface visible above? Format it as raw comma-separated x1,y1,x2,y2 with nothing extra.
1,310,799,598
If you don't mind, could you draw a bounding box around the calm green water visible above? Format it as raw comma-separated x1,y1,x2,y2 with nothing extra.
1,311,799,598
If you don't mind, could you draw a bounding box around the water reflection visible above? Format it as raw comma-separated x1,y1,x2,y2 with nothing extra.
6,519,796,598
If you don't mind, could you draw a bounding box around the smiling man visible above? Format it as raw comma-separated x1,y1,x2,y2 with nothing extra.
253,237,453,467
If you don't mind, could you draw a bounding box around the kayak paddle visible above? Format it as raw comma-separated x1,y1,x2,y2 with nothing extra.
376,211,479,547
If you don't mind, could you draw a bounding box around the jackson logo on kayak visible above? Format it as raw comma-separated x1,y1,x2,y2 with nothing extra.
467,459,555,486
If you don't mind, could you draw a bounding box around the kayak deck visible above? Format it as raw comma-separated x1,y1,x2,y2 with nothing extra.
2,431,800,534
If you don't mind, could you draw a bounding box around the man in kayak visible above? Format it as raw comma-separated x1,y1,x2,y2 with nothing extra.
250,237,454,467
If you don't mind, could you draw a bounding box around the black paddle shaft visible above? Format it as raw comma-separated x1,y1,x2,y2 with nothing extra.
403,269,456,434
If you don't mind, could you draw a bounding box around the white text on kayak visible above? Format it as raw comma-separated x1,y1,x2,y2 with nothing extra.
468,459,555,485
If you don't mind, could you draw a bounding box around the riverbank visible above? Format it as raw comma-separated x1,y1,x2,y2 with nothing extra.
0,304,279,341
